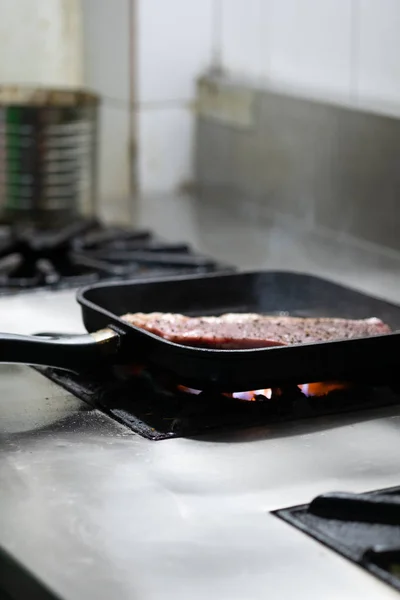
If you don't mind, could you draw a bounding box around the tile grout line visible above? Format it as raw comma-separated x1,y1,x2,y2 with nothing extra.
260,0,271,85
128,0,138,212
211,0,223,72
349,0,360,106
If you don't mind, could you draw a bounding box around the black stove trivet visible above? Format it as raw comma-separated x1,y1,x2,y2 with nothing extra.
0,219,229,293
275,485,400,593
35,365,400,440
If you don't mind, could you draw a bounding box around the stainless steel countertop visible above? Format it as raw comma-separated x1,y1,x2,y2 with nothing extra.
1,195,400,599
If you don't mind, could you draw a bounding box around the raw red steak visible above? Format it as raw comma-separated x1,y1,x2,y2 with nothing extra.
121,312,391,349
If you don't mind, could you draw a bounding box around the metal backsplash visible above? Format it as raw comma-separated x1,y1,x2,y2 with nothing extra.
195,76,400,254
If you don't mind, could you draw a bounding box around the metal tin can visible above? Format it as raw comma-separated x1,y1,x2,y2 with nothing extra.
0,86,99,226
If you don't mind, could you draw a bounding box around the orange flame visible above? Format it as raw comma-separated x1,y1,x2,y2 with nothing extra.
177,384,272,401
129,366,349,400
299,382,349,397
177,382,349,399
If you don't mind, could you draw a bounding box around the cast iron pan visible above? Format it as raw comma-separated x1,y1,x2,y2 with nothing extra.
1,271,400,391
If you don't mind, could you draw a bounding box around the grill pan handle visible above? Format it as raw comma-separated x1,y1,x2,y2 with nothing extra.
0,328,121,371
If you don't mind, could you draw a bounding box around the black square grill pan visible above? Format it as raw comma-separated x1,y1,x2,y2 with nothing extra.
0,271,399,392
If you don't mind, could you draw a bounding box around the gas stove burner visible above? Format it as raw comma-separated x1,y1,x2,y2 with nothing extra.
275,485,400,593
0,219,226,293
35,365,400,440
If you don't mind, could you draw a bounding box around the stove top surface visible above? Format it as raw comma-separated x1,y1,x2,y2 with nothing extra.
1,287,400,599
1,362,400,600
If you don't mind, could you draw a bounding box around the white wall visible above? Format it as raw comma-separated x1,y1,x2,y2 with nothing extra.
219,0,400,114
135,0,215,195
82,0,400,197
82,0,132,221
138,0,400,194
0,0,82,87
82,0,216,199
3,1,399,201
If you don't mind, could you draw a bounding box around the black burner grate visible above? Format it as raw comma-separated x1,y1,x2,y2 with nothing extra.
275,485,400,593
36,365,400,440
0,219,229,293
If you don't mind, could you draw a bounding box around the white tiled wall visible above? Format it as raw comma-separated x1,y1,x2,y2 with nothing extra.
81,0,400,198
356,0,400,109
137,106,194,192
136,0,214,194
82,0,215,198
220,0,266,82
219,0,353,100
83,0,130,103
98,103,131,222
218,0,400,114
134,0,400,195
0,0,82,86
267,0,353,101
82,0,132,220
137,0,214,103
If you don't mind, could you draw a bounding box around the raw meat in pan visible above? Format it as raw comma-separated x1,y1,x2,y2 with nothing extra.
121,312,391,349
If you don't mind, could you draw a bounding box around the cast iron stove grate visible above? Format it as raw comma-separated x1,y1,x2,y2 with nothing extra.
0,219,228,294
275,485,400,593
36,365,400,440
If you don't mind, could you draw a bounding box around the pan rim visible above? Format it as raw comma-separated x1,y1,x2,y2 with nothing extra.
76,269,399,358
